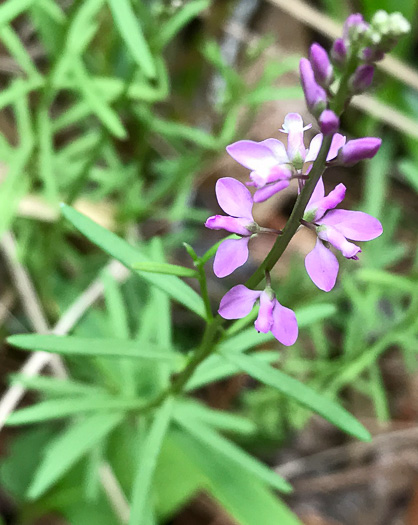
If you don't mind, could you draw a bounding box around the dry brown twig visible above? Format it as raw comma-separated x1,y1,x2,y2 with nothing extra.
0,232,130,523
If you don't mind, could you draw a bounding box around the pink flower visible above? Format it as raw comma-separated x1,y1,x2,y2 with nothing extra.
303,178,383,291
227,113,342,202
205,177,257,278
218,285,298,346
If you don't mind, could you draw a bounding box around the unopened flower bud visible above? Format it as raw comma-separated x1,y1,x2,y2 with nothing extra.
343,13,369,43
331,38,347,66
349,65,374,93
333,137,382,166
309,43,334,87
365,11,411,54
361,47,384,62
319,110,339,135
299,58,327,116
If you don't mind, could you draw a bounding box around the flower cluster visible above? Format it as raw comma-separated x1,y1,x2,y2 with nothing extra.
204,11,408,346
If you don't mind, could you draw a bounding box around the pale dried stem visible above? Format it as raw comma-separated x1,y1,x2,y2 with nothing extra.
0,234,130,523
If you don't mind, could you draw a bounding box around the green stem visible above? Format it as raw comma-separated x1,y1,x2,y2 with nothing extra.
197,263,213,321
245,133,333,289
170,318,222,394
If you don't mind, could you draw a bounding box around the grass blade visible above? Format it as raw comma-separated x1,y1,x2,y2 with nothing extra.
107,0,156,79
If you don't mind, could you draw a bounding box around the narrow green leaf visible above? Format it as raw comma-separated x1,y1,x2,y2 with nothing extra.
175,416,292,493
107,0,156,79
175,400,256,435
60,204,205,317
28,413,123,499
37,106,58,202
186,351,279,391
170,431,301,525
73,60,126,139
129,397,174,524
66,0,105,55
9,374,105,397
8,334,178,360
132,261,198,278
0,0,36,26
101,270,135,396
6,396,144,425
156,0,209,49
0,77,43,112
223,352,371,442
0,25,39,77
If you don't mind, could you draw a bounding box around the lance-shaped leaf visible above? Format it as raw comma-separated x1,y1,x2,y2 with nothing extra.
107,0,156,79
60,204,205,318
8,335,179,361
222,352,371,442
174,416,292,493
28,413,123,499
129,397,174,524
132,261,198,278
6,396,144,426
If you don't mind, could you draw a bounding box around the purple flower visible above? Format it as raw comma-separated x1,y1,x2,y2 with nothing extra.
318,110,339,135
226,113,312,202
303,178,383,291
299,58,327,116
205,177,257,278
349,65,374,93
309,43,334,87
218,284,298,346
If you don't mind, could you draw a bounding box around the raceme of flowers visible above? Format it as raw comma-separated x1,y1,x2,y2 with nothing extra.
205,11,409,346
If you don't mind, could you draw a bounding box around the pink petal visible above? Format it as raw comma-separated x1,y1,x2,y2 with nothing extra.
215,177,253,219
259,138,289,164
218,285,261,319
270,300,298,346
226,140,279,171
306,177,325,211
312,183,346,221
305,239,339,292
253,180,290,203
213,237,250,278
305,133,323,163
281,113,306,162
318,226,361,259
205,215,252,236
250,164,292,187
320,210,383,241
254,290,274,333
305,133,346,163
327,133,346,160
